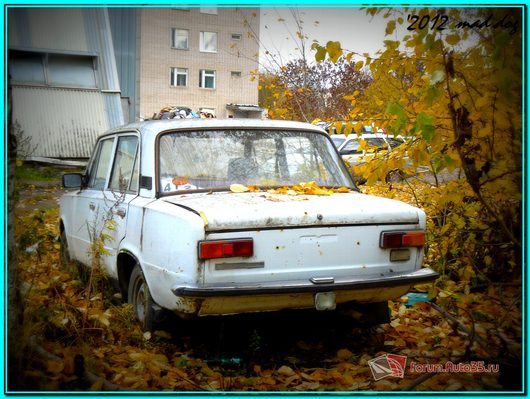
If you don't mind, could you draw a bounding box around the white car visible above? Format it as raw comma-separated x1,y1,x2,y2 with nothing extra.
332,133,406,165
60,119,437,330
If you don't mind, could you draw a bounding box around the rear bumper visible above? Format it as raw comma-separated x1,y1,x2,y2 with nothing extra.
172,267,438,298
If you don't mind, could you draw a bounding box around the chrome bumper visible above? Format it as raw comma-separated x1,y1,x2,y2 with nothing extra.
172,268,438,298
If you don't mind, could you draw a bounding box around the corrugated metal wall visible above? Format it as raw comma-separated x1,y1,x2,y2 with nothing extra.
84,9,121,93
9,8,89,52
12,86,109,158
108,8,138,123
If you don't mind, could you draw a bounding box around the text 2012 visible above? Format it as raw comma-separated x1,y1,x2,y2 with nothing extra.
407,14,448,31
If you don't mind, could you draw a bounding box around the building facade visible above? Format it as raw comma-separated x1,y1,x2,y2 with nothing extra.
135,7,261,120
8,8,124,159
8,7,261,159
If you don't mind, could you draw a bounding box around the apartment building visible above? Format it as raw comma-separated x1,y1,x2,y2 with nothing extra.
111,7,262,121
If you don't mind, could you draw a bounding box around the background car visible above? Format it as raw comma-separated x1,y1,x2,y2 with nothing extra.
333,133,406,165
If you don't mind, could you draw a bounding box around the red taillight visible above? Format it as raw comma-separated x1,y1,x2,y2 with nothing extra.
198,239,254,260
380,231,425,249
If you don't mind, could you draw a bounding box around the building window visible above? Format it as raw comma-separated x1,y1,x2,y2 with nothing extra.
9,49,97,88
199,69,216,89
200,7,217,14
231,33,242,41
48,54,97,87
9,50,45,84
170,67,188,87
171,28,189,50
231,71,242,78
200,31,217,53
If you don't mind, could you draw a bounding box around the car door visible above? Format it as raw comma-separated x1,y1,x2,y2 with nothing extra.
70,133,139,278
339,138,363,165
68,136,115,267
100,134,140,276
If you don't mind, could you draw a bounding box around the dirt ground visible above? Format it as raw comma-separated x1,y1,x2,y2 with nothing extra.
16,180,65,212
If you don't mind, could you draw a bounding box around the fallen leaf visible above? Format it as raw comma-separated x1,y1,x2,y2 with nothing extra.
261,376,276,385
337,348,353,361
199,211,209,227
154,330,172,339
47,360,64,374
90,379,104,390
277,365,296,377
230,184,249,193
284,374,300,385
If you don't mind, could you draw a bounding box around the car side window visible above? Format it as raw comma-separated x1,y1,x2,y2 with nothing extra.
87,138,115,190
365,138,387,152
341,140,362,154
109,136,139,192
386,138,405,149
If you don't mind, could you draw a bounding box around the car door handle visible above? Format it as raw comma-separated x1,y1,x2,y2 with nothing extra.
115,208,126,218
89,202,95,211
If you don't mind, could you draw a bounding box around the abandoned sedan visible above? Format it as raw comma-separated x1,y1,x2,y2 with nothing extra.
60,119,437,330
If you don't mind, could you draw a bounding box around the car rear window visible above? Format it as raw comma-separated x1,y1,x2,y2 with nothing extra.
158,129,354,193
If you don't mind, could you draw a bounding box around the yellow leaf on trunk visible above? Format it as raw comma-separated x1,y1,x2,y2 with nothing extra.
230,184,249,193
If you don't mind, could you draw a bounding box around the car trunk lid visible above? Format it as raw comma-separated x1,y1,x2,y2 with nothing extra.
161,191,420,231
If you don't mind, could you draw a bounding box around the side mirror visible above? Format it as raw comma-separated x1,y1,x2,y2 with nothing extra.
62,173,84,188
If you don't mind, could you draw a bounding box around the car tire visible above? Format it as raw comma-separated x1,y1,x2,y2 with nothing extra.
341,301,390,326
359,302,390,326
60,229,71,267
61,228,89,282
128,264,155,331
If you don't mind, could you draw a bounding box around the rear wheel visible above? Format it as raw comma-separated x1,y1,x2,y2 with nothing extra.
128,264,156,331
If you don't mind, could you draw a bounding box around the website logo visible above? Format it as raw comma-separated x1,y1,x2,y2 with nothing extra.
368,354,407,381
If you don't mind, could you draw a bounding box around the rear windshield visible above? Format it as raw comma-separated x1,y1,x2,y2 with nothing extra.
158,129,354,193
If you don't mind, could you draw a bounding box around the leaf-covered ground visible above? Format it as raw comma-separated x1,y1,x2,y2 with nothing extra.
13,179,522,392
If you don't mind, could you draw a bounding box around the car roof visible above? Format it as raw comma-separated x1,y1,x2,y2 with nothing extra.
104,118,327,138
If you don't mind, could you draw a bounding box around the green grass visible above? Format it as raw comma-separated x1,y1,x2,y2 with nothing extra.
15,162,77,183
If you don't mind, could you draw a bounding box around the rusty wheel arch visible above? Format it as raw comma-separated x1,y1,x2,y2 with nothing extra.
117,250,141,299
